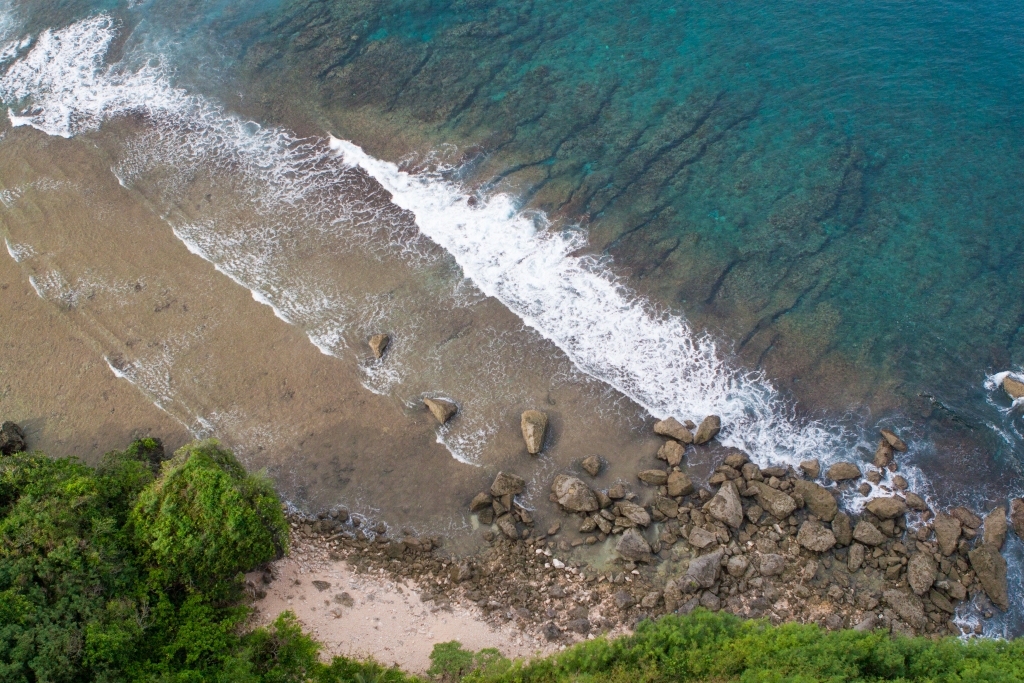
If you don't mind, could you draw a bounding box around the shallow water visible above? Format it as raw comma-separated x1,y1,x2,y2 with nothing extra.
1,0,1024,633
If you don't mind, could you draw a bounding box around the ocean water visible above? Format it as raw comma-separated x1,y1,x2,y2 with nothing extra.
1,0,1024,634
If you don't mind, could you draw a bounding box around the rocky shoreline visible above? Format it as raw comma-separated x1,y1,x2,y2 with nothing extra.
272,376,1024,643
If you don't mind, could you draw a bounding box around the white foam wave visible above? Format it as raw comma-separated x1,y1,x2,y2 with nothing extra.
330,136,848,467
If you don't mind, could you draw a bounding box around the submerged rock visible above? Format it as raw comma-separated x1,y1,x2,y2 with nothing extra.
368,333,390,358
423,397,458,424
521,410,548,454
654,417,693,443
693,415,721,445
969,544,1009,611
0,421,25,456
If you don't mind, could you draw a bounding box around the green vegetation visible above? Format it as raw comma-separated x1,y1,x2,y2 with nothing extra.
432,610,1024,683
1,437,1023,682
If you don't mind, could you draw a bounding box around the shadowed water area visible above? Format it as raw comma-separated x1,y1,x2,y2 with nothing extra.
3,0,1024,632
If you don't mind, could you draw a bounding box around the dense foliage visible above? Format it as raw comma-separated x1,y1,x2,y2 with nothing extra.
435,610,1024,683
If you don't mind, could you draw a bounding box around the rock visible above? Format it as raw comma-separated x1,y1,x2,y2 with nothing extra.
797,521,836,553
613,590,634,609
758,553,785,576
742,463,764,481
368,333,390,358
854,613,878,632
470,492,492,512
935,578,967,601
727,555,749,577
700,591,721,611
638,469,668,486
799,459,820,479
984,506,1008,550
929,589,955,614
761,465,788,478
607,484,626,499
478,508,494,524
826,462,861,481
880,429,908,452
551,475,598,512
907,553,937,596
667,471,695,497
904,492,928,511
641,591,662,609
616,529,652,562
657,440,685,467
1011,499,1024,539
424,398,458,424
617,501,651,527
687,550,724,588
866,496,908,520
693,415,721,445
1003,375,1024,400
950,506,982,529
521,410,548,454
654,417,693,443
705,480,743,528
933,513,962,555
492,472,526,497
883,590,926,629
566,618,590,634
873,440,894,468
688,527,718,549
969,545,1009,611
852,521,885,546
0,421,25,456
581,455,602,477
542,622,561,641
749,481,797,519
848,543,865,572
723,452,749,469
832,512,853,546
892,475,908,490
792,480,838,521
495,514,519,539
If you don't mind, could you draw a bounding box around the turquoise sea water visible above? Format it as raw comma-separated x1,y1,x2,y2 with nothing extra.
4,0,1024,632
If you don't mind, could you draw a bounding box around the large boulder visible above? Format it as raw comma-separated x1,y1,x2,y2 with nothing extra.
495,514,519,539
758,553,785,576
797,521,836,553
826,462,861,481
933,513,962,556
950,506,982,529
904,492,928,511
984,506,1008,550
969,545,1009,611
1004,375,1024,400
848,543,865,572
705,480,743,529
880,429,908,452
799,459,820,479
618,501,651,527
657,440,685,467
616,529,652,562
907,553,937,596
852,521,885,546
686,550,724,588
749,481,797,519
368,333,390,359
882,590,926,630
0,421,26,456
832,512,853,546
1011,498,1024,539
470,492,492,511
865,496,908,520
521,410,548,454
551,475,598,512
792,480,838,521
688,527,718,549
667,471,695,497
873,440,894,468
491,472,526,496
638,469,668,486
423,398,458,424
693,415,721,445
654,417,693,443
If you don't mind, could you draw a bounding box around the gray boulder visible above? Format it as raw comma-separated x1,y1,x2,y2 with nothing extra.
521,410,548,454
705,480,743,529
907,553,937,596
797,521,837,553
686,550,724,588
693,415,721,445
883,590,926,629
617,501,651,527
616,529,652,562
688,527,718,549
758,553,785,576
